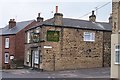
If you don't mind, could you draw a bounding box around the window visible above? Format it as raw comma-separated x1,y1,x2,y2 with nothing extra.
26,50,30,62
5,53,9,63
5,38,9,48
27,32,30,43
84,32,95,41
115,44,120,64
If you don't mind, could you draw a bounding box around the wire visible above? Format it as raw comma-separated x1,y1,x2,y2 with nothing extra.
79,2,111,18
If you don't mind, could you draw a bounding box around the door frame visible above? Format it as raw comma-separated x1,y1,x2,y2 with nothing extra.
30,48,40,69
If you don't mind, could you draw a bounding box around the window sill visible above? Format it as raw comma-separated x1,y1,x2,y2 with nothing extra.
114,63,120,65
84,41,95,42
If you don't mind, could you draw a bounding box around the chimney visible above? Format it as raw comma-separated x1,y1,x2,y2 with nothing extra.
89,11,96,22
54,6,63,25
9,19,16,29
109,13,112,24
37,13,44,22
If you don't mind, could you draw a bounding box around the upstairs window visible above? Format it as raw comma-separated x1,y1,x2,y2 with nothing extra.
5,38,9,48
115,44,120,64
27,32,31,43
84,32,95,42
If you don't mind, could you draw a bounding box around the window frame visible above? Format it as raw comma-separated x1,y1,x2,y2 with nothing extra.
26,50,30,63
115,44,120,64
84,32,95,42
5,37,10,48
27,32,31,43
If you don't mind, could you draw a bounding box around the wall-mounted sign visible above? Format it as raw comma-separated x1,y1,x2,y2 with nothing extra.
44,46,52,49
47,31,60,42
10,55,14,60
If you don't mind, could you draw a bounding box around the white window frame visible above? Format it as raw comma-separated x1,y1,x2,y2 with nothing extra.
26,50,30,62
27,32,30,43
5,38,9,48
115,44,120,64
4,53,9,63
84,32,95,42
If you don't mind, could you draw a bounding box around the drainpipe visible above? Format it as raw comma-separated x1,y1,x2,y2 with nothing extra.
53,54,55,71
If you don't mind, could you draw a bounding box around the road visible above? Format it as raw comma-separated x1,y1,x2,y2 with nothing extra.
1,67,110,78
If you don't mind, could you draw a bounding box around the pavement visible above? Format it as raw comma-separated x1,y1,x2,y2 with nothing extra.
1,67,110,78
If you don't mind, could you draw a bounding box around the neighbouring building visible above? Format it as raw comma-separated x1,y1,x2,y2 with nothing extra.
24,9,112,71
0,19,37,69
111,0,120,79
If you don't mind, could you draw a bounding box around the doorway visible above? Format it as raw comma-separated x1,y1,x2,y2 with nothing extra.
31,49,40,68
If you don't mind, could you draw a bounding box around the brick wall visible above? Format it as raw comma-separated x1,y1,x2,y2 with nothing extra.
1,20,37,68
15,20,37,67
1,35,16,68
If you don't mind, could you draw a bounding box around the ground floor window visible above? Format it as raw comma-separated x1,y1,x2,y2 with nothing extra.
5,53,9,63
26,50,30,63
115,44,120,64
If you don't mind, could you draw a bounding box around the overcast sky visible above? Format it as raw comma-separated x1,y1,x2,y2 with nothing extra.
0,0,112,28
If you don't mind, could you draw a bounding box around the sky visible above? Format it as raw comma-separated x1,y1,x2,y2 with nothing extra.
0,0,112,28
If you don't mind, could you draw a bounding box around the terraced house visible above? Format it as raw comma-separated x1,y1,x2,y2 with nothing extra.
24,10,112,71
0,19,37,69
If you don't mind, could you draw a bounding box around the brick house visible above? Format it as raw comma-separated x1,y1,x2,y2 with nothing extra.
0,19,37,69
24,11,112,71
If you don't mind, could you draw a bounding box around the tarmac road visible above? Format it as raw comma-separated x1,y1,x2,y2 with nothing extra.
1,67,110,78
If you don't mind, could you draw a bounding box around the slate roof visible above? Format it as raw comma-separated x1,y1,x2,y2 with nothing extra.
0,20,35,35
40,18,112,31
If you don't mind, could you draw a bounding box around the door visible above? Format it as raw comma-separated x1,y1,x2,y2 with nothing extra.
31,50,39,68
5,53,9,64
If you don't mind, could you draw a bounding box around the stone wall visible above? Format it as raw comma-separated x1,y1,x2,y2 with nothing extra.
24,25,111,71
40,26,111,71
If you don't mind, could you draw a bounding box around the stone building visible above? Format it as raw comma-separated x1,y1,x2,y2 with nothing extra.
0,19,37,69
111,0,120,79
24,11,112,71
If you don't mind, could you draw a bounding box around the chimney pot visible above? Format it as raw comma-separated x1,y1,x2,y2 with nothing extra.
109,13,112,24
56,6,58,13
92,11,95,15
38,13,40,17
10,19,13,21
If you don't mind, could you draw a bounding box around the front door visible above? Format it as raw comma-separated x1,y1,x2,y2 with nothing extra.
31,49,39,68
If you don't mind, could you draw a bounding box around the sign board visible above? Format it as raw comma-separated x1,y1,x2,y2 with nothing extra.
10,55,14,60
44,46,52,49
47,31,59,42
